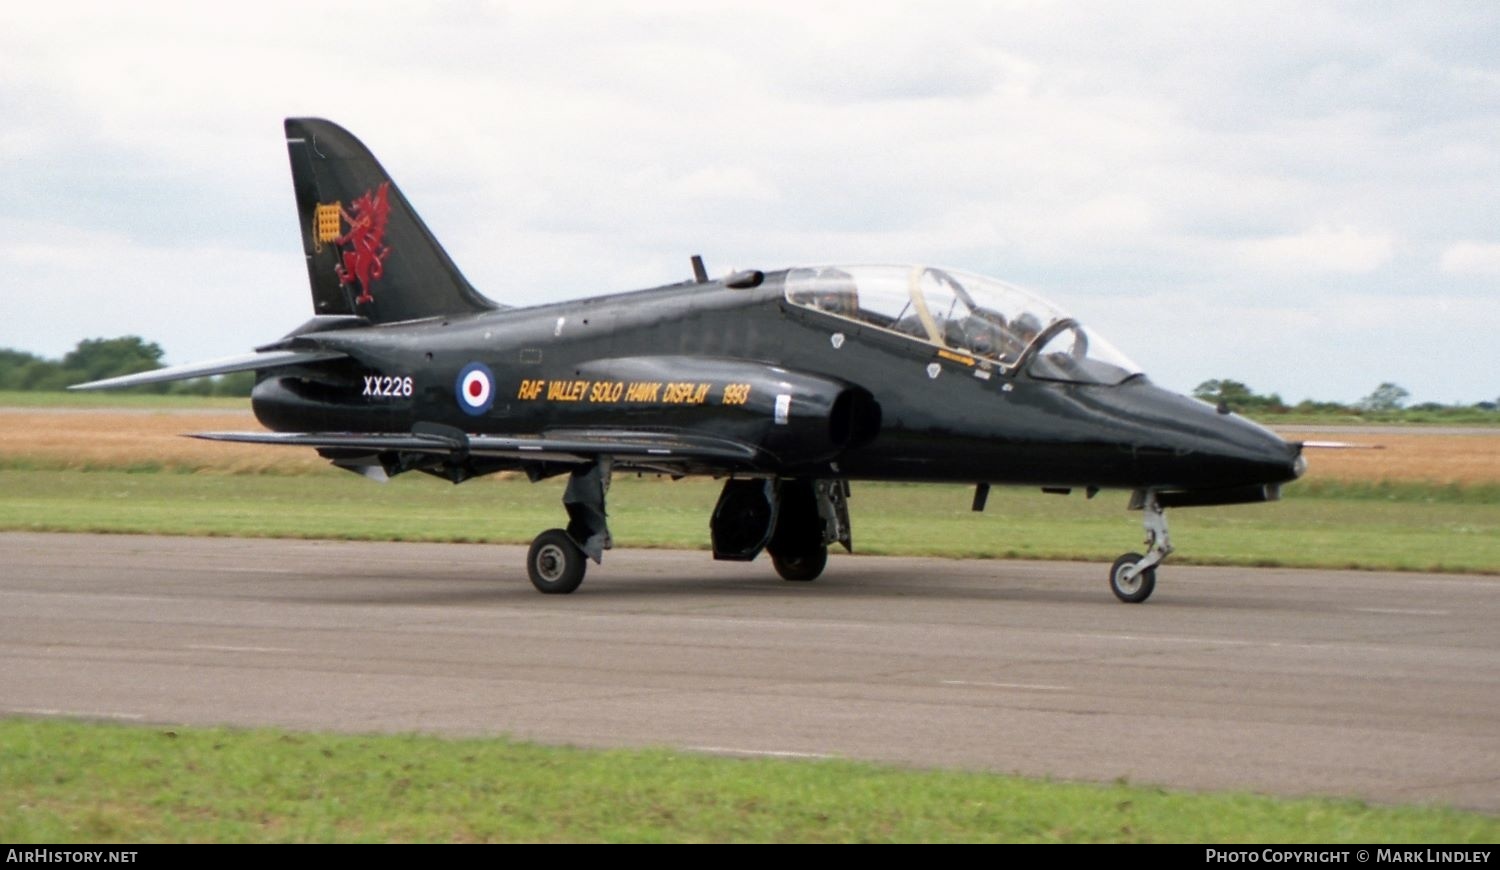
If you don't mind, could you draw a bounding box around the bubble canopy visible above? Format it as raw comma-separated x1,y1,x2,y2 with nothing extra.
783,265,1143,386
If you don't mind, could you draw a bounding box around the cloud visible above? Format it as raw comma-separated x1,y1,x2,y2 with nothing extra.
0,218,304,364
1082,290,1500,404
1232,225,1396,274
1439,241,1500,275
2,2,1498,404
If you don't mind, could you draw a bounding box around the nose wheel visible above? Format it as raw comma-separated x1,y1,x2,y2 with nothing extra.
1110,491,1172,603
1109,552,1156,603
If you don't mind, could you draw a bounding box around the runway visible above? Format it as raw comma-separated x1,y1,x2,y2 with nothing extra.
2,532,1496,811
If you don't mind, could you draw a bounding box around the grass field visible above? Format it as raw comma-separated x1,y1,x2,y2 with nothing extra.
1,469,1495,574
3,719,1495,843
1,407,1497,574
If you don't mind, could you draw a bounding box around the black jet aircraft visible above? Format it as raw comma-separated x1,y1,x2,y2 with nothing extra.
74,118,1306,602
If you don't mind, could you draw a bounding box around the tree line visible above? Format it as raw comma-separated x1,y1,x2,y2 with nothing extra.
1192,379,1497,419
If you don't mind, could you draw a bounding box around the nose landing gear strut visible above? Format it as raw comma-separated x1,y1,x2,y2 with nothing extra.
1110,490,1173,603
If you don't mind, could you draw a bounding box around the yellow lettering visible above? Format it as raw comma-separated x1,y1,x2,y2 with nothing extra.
547,380,589,402
517,379,545,400
721,383,751,405
653,382,716,404
663,384,696,405
588,381,624,403
625,381,661,402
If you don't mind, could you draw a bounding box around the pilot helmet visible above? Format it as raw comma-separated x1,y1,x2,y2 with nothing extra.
1015,312,1043,341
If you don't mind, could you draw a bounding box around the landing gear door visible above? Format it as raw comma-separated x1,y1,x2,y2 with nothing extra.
816,479,852,553
711,479,777,561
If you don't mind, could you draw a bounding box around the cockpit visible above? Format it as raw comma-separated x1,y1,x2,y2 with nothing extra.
783,265,1143,386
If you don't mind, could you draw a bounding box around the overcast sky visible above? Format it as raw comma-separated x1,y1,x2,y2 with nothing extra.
2,1,1497,403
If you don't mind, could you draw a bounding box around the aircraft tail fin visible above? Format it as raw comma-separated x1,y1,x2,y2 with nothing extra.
284,118,501,325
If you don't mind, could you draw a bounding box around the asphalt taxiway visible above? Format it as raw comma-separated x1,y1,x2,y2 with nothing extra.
2,532,1496,810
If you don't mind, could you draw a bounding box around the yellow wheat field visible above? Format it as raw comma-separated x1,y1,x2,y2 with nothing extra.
1279,433,1500,487
0,410,1497,485
0,410,324,474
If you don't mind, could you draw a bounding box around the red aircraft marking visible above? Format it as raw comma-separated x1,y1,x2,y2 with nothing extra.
335,182,393,304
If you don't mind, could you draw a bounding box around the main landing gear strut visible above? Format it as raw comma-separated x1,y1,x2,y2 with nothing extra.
526,458,612,594
1109,490,1173,604
525,466,854,594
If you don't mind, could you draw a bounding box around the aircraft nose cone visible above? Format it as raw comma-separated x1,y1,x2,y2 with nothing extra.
1109,381,1305,490
1192,419,1302,488
1232,419,1304,485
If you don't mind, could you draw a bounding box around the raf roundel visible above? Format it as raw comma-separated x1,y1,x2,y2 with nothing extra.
455,362,495,415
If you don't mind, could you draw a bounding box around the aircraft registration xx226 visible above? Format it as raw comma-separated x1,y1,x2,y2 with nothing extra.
75,118,1306,602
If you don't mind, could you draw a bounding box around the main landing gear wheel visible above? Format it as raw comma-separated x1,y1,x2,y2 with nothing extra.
770,544,828,582
528,528,586,594
1109,551,1156,603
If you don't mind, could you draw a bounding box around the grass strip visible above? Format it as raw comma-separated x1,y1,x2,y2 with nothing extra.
2,719,1494,843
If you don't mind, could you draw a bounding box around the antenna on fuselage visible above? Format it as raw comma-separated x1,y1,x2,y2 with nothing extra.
690,255,708,284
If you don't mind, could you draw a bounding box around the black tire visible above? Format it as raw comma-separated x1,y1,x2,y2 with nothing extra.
528,528,586,594
1109,552,1155,603
770,543,827,582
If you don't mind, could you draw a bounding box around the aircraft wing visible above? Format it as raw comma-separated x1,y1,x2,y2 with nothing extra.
192,428,764,467
69,349,347,391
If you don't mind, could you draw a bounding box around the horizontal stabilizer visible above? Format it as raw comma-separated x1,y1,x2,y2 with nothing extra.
68,349,346,391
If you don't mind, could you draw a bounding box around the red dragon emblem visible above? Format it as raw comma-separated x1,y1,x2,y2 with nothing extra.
333,182,393,304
